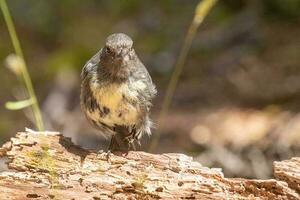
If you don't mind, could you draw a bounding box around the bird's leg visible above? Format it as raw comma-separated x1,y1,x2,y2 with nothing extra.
130,141,136,151
108,135,115,151
124,135,136,151
106,150,112,162
108,133,130,152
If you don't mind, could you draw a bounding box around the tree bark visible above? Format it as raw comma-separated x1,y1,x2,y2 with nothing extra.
0,130,299,200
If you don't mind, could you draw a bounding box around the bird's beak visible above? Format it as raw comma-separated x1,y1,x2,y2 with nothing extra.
116,49,129,63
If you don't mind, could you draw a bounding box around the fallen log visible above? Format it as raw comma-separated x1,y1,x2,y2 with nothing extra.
0,130,299,200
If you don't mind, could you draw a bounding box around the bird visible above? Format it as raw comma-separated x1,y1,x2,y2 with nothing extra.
80,33,157,152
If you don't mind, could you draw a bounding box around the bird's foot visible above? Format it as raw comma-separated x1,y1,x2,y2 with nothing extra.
124,135,134,144
97,149,112,162
124,135,136,151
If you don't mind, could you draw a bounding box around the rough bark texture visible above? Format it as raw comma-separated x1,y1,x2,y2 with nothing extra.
0,130,299,200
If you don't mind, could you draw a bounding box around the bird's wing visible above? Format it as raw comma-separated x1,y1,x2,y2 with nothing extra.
81,50,101,80
132,58,157,100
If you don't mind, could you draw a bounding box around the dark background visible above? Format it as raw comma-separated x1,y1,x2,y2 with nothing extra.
1,0,300,179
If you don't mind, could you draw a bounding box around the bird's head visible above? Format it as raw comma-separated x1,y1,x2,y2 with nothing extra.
99,33,136,80
105,33,133,55
101,33,134,66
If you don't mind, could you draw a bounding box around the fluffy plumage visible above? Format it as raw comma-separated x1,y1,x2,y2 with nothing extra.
80,33,156,151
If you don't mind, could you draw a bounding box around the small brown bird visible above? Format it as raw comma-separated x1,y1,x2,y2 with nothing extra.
80,33,156,152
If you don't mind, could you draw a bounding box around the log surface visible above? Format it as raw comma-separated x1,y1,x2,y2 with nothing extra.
0,130,299,200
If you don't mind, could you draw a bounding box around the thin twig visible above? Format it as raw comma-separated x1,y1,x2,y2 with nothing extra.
149,0,218,151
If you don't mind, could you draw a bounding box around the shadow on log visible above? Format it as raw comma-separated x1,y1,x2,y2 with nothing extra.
0,130,299,199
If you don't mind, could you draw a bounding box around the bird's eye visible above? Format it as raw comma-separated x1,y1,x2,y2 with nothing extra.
106,47,113,54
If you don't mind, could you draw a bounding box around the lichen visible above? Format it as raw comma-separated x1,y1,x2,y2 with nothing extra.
25,144,58,185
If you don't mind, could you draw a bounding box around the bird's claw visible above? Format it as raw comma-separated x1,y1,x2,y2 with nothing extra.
106,150,112,162
124,136,136,151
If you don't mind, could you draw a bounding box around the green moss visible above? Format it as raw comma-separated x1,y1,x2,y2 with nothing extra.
25,145,58,183
132,174,148,190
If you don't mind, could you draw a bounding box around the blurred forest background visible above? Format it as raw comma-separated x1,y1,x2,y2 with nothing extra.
0,0,300,179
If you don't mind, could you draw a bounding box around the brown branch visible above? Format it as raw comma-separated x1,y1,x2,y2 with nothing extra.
0,130,299,199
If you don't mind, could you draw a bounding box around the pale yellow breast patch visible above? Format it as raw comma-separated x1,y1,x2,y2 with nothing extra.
88,77,140,126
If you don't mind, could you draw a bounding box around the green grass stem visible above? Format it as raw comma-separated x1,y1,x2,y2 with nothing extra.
149,0,218,151
0,0,44,131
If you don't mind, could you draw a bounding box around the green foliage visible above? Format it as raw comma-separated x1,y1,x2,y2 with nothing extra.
264,0,300,19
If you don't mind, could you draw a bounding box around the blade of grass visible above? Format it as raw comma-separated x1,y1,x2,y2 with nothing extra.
5,98,35,110
149,0,218,152
0,0,44,131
